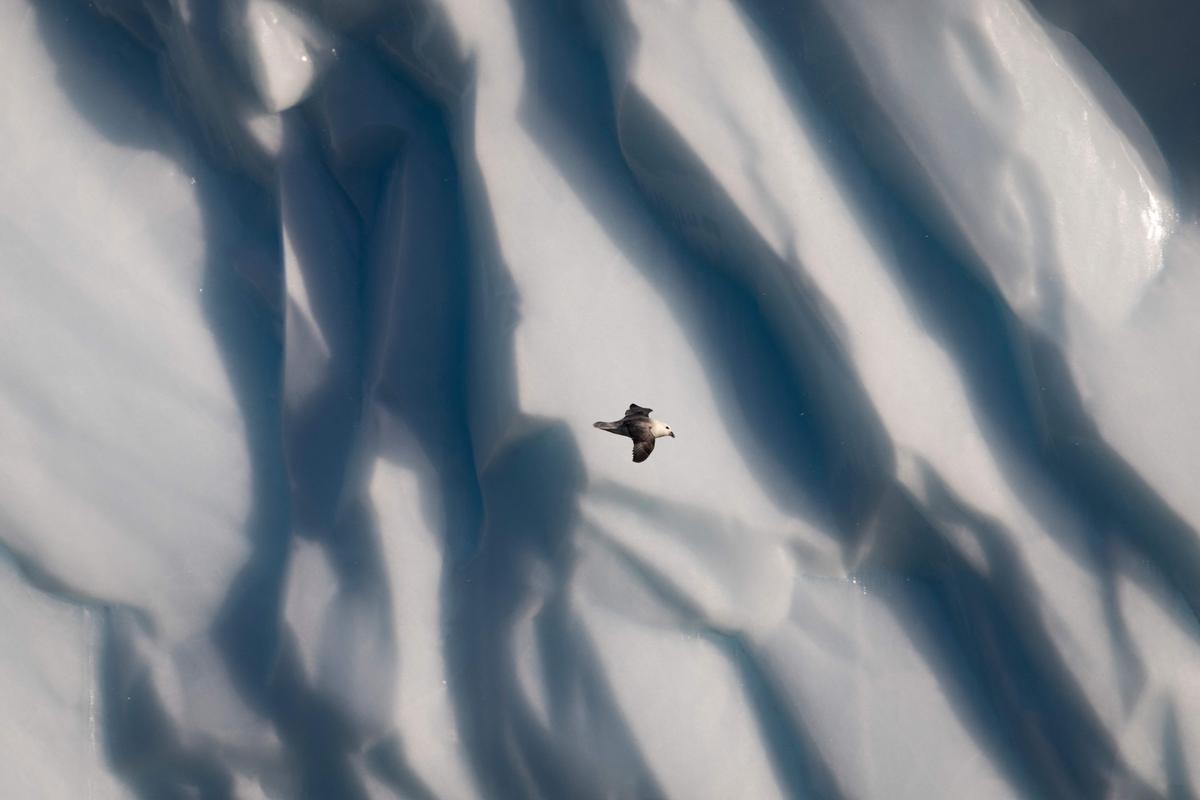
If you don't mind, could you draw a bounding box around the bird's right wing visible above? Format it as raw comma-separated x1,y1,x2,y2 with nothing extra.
632,436,656,463
624,404,652,419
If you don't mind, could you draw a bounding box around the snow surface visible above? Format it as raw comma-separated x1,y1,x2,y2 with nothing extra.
3,0,1199,797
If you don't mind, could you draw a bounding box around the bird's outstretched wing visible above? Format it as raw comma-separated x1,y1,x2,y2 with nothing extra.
624,403,652,419
632,435,656,463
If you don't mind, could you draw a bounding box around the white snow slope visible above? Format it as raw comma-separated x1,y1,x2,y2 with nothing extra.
2,0,1199,797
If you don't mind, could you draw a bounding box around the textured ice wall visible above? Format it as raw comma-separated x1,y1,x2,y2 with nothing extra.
2,0,1199,797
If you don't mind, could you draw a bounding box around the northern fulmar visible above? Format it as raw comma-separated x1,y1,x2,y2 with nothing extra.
593,404,675,463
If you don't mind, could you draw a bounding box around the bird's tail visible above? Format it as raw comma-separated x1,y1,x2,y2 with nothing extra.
593,421,618,431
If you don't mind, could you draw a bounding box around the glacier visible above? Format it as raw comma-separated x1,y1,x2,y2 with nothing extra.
2,0,1199,797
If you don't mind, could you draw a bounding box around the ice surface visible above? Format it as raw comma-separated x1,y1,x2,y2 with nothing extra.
816,0,1173,329
0,0,250,643
238,0,331,113
0,557,125,799
3,0,1199,797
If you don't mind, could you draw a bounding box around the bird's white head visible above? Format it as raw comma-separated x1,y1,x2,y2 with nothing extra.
650,419,675,439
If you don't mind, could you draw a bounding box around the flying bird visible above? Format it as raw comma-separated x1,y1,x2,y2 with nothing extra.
593,404,675,463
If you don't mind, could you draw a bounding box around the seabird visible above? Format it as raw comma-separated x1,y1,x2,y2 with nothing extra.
593,403,675,463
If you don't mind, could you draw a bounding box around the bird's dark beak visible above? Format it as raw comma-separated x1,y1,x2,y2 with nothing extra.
670,432,676,438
